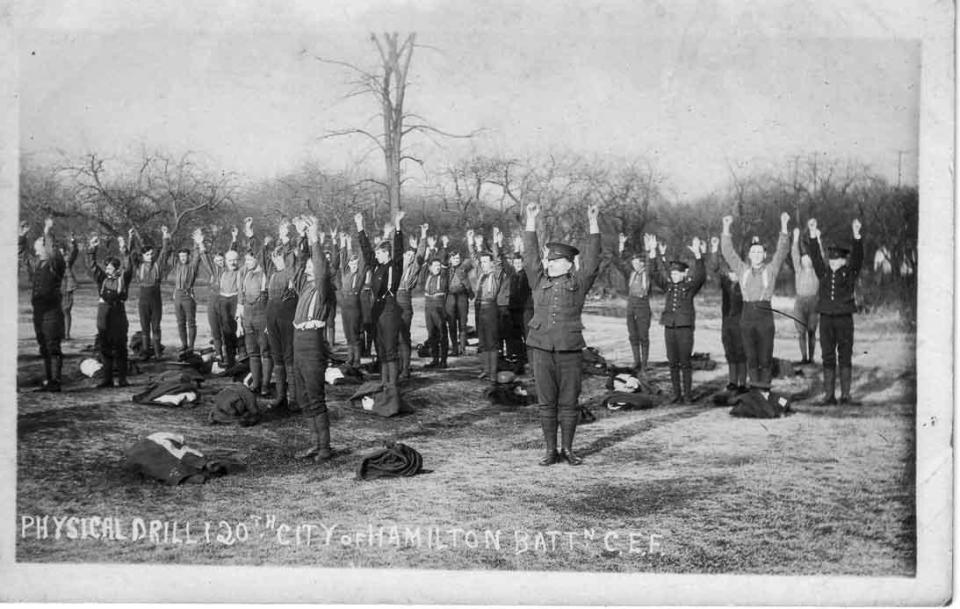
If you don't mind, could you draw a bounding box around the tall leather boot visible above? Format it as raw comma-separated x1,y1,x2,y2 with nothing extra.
798,335,809,363
261,356,274,397
807,332,817,363
188,325,197,352
820,367,837,405
559,415,583,466
640,342,650,374
269,366,287,409
399,343,411,380
839,367,860,405
313,412,333,462
41,355,52,387
630,343,642,372
178,322,189,353
153,330,163,360
539,417,560,465
96,356,114,388
249,355,262,393
681,367,693,403
669,367,682,403
295,415,321,459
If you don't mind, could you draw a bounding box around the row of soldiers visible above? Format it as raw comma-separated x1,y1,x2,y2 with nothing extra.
20,207,865,465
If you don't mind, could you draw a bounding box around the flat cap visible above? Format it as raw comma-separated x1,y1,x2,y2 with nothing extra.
668,260,689,272
826,243,851,258
545,242,579,260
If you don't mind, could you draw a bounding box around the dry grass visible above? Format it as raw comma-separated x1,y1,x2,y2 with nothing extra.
16,285,915,574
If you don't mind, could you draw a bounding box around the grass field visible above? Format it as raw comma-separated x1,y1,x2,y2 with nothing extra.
15,282,916,574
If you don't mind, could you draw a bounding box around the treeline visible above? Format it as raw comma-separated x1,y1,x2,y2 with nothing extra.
19,150,917,320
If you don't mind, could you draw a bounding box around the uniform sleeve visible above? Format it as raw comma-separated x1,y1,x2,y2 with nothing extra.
358,230,374,267
648,255,669,292
806,236,826,279
579,233,602,293
86,249,106,285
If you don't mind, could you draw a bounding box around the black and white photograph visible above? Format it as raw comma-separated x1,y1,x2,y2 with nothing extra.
1,0,953,604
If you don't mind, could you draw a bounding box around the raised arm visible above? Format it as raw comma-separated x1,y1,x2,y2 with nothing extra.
522,204,543,285
805,218,827,279
719,215,745,274
579,204,602,292
687,237,707,293
767,212,791,274
647,236,669,292
850,219,864,277
85,236,106,285
355,213,375,267
790,227,801,272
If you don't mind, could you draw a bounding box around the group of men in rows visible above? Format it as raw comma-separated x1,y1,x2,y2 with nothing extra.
20,204,865,466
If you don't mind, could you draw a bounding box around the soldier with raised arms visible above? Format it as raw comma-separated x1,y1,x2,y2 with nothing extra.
523,201,602,466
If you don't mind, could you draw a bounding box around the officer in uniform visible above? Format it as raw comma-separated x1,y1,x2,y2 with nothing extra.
523,202,601,466
87,234,135,388
443,235,475,357
165,228,205,354
709,236,748,392
19,218,67,392
648,235,707,403
792,225,821,363
720,213,791,390
291,217,334,462
357,211,404,389
805,218,864,405
420,255,450,369
128,226,170,360
612,233,654,374
396,224,428,380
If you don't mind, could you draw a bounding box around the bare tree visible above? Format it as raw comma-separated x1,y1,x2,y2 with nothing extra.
309,32,479,217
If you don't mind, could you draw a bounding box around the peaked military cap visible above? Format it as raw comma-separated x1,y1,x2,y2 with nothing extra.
545,242,579,260
668,260,689,271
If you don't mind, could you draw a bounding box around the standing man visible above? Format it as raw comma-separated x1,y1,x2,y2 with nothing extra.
216,225,245,368
292,217,334,462
420,253,450,369
200,229,236,363
87,234,134,388
611,232,653,374
237,224,272,396
648,235,707,403
396,224,428,380
129,226,170,360
337,232,367,369
806,218,864,405
524,202,602,466
19,218,66,392
166,228,205,355
720,213,791,390
357,211,404,389
443,235,474,357
264,219,304,410
60,234,79,341
709,236,748,392
792,225,820,364
469,229,508,381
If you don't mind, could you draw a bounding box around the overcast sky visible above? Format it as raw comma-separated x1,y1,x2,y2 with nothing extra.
15,0,922,200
